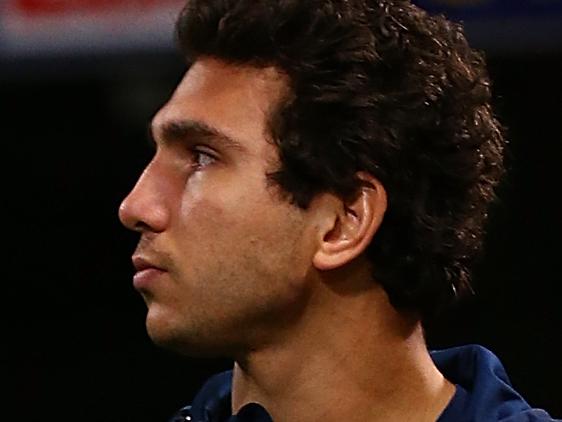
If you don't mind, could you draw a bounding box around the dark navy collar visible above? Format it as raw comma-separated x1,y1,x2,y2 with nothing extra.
173,371,272,422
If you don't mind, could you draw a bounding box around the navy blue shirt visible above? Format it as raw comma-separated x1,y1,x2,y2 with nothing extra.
169,345,558,422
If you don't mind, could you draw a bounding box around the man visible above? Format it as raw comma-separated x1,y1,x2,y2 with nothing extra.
119,1,557,421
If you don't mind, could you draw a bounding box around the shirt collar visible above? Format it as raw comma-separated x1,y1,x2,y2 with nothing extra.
189,371,272,422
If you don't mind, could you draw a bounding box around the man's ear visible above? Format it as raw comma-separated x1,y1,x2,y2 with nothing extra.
312,172,387,271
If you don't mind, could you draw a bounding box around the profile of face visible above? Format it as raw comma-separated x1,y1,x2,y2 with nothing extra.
118,58,321,357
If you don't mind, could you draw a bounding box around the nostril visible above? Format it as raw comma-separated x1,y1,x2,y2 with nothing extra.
134,220,153,233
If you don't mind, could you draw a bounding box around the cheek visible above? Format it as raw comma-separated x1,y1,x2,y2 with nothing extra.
175,183,306,266
170,168,312,276
175,171,279,242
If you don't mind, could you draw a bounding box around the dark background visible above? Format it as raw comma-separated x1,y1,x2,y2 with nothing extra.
3,6,562,422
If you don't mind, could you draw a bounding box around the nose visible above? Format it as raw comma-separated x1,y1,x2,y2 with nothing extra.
118,160,170,233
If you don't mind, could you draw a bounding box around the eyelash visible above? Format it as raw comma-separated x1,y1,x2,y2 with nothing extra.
191,147,217,168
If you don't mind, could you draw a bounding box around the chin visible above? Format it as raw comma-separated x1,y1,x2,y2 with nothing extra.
145,310,240,358
152,333,238,358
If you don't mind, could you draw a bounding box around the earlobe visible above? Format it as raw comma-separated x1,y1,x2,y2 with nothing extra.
312,173,387,271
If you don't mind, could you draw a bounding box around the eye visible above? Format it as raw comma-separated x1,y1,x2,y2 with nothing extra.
192,148,217,168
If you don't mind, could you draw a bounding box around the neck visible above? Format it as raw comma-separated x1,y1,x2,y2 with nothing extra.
231,279,455,422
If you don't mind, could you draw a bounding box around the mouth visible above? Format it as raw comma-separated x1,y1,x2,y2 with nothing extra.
132,256,167,289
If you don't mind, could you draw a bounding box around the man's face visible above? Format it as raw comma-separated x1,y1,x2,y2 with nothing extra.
119,58,318,356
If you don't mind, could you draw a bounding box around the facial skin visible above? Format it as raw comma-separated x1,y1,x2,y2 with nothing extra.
119,58,323,357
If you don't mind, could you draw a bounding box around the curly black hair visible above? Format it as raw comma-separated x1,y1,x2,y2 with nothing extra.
175,0,506,320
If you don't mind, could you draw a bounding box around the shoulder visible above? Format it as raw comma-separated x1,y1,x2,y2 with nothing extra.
498,409,560,422
432,345,559,422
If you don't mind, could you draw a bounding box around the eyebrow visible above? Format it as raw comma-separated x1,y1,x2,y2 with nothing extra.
149,119,246,153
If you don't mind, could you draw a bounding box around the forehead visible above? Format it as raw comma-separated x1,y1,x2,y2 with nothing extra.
153,57,289,152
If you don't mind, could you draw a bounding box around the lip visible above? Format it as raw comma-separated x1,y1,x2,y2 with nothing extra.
132,256,167,289
133,267,166,289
